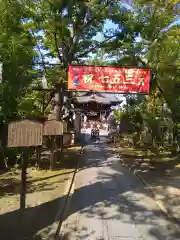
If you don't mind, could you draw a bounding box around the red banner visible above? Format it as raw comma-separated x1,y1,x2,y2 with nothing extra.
68,65,151,93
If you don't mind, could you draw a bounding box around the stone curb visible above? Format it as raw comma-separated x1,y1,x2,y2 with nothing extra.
122,162,180,231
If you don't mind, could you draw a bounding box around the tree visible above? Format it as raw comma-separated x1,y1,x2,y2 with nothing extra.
104,0,180,149
0,0,38,124
25,1,131,71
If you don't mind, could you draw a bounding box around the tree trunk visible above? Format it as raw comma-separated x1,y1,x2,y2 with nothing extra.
172,125,178,154
35,147,41,169
49,136,56,170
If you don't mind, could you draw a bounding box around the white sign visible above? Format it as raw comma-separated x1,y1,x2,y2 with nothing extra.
42,75,47,89
110,105,121,110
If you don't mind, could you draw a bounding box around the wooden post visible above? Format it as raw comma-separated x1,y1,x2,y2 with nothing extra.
20,150,28,211
42,91,45,116
8,120,43,210
55,83,64,153
49,136,56,169
35,147,41,169
60,86,64,153
152,94,156,147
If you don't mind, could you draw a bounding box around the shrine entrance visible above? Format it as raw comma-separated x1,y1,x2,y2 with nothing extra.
73,92,121,130
69,65,151,133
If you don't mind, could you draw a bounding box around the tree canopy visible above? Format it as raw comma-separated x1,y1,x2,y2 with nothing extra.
0,0,179,144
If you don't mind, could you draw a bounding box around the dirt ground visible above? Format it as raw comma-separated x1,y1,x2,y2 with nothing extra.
0,146,82,240
0,167,73,214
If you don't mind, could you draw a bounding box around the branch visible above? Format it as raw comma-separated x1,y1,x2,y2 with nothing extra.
72,0,112,43
75,34,117,59
52,10,64,64
53,11,72,66
44,92,55,111
43,29,63,63
30,29,47,74
152,71,180,122
53,28,63,63
69,0,112,56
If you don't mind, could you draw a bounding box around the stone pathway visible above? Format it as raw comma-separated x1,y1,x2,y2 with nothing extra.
112,145,180,227
137,166,180,226
61,133,180,240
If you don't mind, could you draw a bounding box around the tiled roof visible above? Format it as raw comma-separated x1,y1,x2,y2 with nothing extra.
75,92,122,103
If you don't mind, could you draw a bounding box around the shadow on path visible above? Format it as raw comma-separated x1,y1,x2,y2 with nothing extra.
0,141,179,240
61,142,180,240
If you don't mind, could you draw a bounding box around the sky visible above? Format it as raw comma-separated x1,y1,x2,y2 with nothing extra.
82,15,180,102
45,5,180,66
98,17,180,41
41,6,179,102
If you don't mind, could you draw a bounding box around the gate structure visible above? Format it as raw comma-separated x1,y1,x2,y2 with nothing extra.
6,65,151,210
68,64,151,134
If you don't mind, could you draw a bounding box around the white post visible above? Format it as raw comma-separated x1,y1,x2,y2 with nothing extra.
42,75,47,89
0,62,3,83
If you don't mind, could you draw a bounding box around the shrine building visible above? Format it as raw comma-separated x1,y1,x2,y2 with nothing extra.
73,92,122,122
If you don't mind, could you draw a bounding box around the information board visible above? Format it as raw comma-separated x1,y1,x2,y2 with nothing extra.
8,120,43,147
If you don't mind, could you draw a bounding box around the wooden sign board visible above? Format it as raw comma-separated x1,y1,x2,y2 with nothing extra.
8,120,43,148
63,122,67,133
43,120,63,136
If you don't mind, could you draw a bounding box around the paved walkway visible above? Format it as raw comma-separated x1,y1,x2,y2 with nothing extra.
61,133,180,240
137,164,180,226
111,144,180,226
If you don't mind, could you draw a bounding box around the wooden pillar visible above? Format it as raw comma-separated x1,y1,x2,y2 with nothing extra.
54,83,64,152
